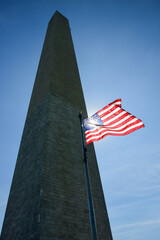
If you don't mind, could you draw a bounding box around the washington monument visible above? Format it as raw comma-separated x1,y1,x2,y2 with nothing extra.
1,11,113,240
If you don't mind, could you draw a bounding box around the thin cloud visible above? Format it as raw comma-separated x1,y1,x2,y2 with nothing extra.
113,219,160,231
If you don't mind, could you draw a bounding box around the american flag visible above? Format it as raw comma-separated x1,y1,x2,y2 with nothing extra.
83,99,144,145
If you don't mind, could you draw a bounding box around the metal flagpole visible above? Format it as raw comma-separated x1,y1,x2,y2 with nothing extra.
78,112,98,240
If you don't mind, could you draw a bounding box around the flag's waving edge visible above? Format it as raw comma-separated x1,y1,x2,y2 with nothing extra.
83,99,145,145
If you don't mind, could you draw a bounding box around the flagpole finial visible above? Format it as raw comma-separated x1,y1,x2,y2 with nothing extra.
79,111,82,118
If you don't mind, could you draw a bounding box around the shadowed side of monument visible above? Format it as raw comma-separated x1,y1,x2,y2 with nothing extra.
1,11,113,240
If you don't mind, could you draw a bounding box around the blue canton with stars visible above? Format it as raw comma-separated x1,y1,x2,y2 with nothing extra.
83,113,104,131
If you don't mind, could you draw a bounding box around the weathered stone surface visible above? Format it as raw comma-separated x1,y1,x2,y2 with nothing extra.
1,11,113,240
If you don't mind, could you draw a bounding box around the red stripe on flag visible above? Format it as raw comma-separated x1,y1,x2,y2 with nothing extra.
97,99,121,115
86,122,144,144
85,119,143,138
86,124,144,144
98,105,120,120
100,107,125,124
102,111,132,126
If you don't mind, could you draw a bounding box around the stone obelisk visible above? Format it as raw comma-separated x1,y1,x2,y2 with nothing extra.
1,11,113,240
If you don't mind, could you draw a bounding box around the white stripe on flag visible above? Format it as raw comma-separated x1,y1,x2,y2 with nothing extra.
101,109,127,123
86,122,144,142
86,117,140,138
99,101,121,115
100,107,121,120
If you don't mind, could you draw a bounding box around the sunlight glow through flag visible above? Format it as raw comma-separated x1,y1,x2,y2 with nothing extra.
83,99,144,144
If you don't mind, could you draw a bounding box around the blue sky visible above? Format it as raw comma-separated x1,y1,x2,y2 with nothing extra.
0,0,160,239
